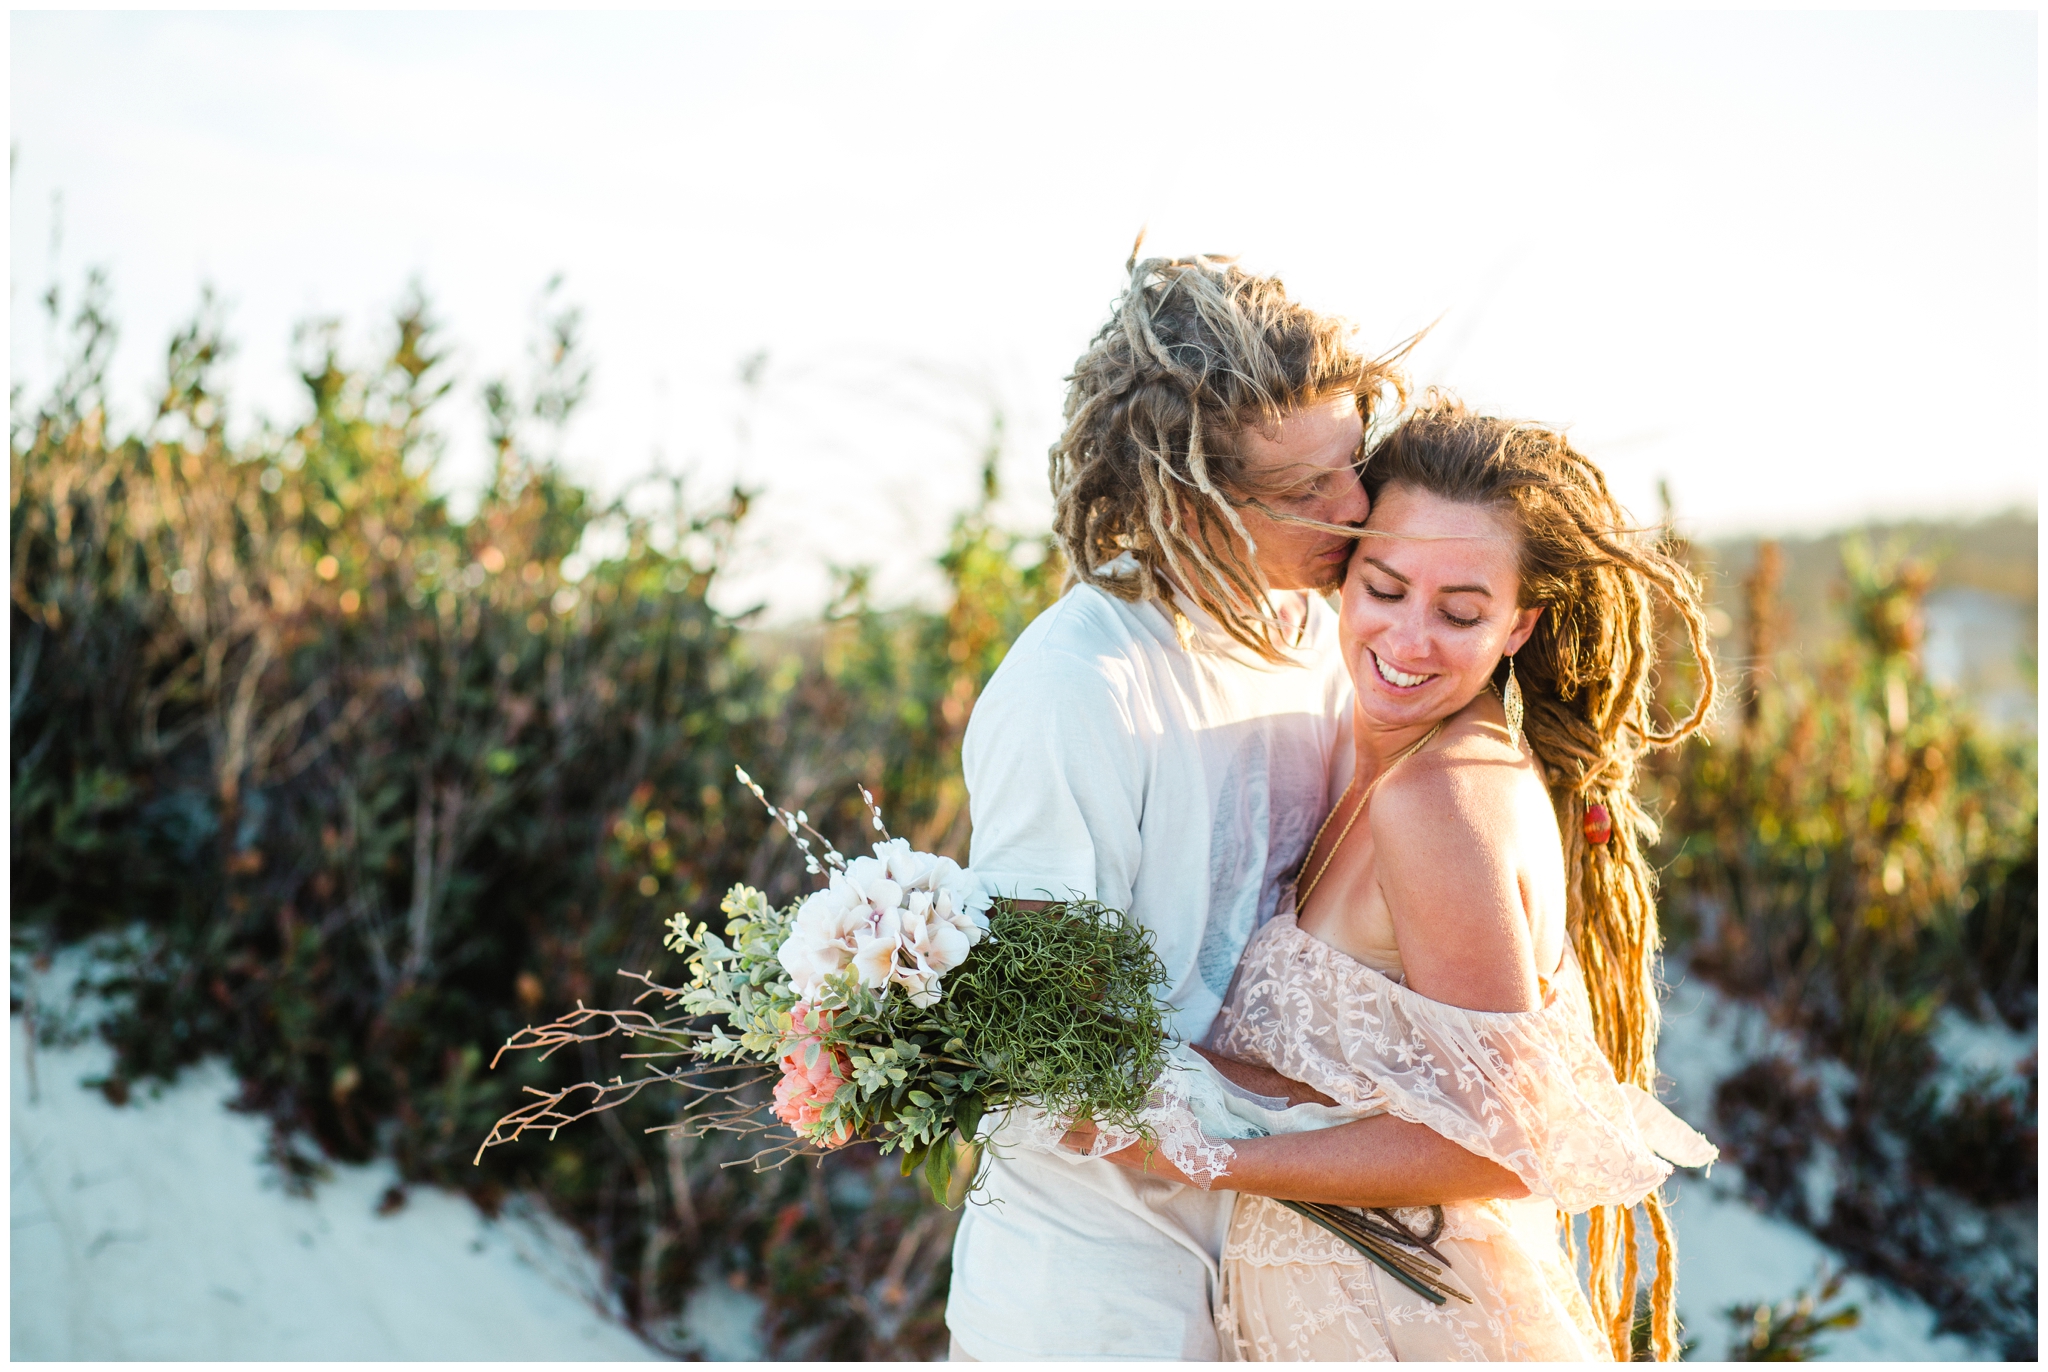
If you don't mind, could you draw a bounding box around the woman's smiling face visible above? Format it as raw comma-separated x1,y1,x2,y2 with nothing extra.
1340,482,1543,734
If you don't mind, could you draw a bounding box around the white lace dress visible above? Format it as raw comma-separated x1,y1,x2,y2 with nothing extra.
1207,911,1714,1362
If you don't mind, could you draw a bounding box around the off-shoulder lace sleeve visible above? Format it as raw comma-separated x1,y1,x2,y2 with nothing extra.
1209,916,1715,1213
994,1045,1373,1188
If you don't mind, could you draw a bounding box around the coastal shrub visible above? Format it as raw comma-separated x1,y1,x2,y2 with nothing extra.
1726,1268,1863,1362
13,273,2029,1357
9,278,1052,1356
1654,532,2038,1356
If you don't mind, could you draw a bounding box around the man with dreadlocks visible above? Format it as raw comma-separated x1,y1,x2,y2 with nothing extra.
943,256,1534,1362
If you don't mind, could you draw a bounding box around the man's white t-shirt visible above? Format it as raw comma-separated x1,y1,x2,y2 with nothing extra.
944,583,1351,1361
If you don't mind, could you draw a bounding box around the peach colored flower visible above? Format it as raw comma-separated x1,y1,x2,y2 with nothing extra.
772,1003,853,1147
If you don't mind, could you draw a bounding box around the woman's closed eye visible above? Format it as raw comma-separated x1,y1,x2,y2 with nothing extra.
1364,578,1485,629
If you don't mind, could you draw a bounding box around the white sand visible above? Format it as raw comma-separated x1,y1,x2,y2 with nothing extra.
1657,975,1993,1360
10,1014,659,1361
7,949,2004,1361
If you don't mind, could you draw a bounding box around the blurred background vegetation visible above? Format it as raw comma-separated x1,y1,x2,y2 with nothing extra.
1649,513,2036,1358
11,282,2035,1359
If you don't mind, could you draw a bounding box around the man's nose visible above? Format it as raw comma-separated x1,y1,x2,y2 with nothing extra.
1326,472,1370,528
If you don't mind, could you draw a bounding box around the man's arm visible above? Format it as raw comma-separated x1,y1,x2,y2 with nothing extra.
961,644,1144,912
1187,1045,1337,1110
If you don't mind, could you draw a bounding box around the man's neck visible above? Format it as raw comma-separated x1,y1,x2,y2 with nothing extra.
1152,575,1313,653
1270,589,1310,642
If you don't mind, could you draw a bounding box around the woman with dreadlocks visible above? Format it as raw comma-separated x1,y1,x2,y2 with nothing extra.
1086,394,1719,1360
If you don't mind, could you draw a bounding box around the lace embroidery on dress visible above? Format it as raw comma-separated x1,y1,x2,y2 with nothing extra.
1218,1193,1613,1361
1224,1196,1513,1271
1210,912,1714,1214
994,1049,1242,1187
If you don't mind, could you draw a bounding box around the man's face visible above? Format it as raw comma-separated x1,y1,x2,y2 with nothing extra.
1231,391,1370,592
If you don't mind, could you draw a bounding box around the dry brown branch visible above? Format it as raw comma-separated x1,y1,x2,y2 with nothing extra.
472,1053,820,1170
474,968,821,1170
483,972,698,1070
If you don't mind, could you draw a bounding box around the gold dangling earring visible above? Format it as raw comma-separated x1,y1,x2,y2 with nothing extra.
1502,653,1524,748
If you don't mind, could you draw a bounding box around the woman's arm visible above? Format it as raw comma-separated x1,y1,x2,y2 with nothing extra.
1072,1114,1529,1205
1070,1047,1526,1202
1223,1116,1530,1205
1079,743,1550,1204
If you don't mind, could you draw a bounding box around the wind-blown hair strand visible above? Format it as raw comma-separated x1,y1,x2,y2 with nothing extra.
1052,251,1408,662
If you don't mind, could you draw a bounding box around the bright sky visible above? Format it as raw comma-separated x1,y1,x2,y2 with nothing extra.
11,9,2038,618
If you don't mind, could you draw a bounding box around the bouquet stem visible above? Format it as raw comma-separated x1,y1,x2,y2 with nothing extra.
1273,1200,1470,1307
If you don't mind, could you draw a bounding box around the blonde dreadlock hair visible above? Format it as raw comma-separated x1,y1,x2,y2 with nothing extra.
1052,248,1407,663
1363,394,1717,1361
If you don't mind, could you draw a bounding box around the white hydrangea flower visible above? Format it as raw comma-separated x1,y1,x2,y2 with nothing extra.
776,881,865,996
931,865,991,945
900,904,970,976
774,833,993,1004
839,854,888,895
873,837,938,890
851,911,904,990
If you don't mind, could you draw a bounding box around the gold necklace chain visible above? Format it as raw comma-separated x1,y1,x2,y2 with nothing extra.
1296,721,1445,912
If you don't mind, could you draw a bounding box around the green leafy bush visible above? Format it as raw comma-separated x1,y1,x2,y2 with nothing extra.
10,278,1055,1356
1653,532,2037,1355
1727,1269,1862,1361
1656,536,2035,1081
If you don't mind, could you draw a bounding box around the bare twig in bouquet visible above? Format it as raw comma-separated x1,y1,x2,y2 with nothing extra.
473,1064,688,1163
651,1115,825,1174
476,959,831,1172
643,1068,817,1173
476,966,766,1164
735,765,847,876
474,1054,780,1165
483,970,725,1077
484,1002,695,1070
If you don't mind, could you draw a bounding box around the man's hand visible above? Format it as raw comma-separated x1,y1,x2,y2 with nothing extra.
1187,1045,1338,1110
1059,1119,1204,1188
1053,1047,1330,1186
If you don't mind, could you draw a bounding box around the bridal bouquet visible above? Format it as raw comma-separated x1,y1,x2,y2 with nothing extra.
475,768,1170,1206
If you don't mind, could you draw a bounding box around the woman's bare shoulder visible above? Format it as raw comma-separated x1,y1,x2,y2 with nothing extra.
1372,699,1538,836
1367,701,1548,1013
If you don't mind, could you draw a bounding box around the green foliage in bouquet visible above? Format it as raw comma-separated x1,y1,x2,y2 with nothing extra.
671,883,1170,1208
674,884,801,1061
